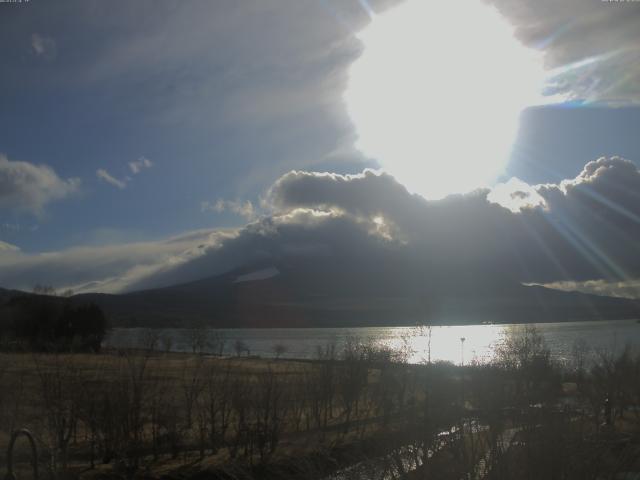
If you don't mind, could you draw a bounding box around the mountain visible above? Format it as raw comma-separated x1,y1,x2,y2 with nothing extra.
65,258,640,328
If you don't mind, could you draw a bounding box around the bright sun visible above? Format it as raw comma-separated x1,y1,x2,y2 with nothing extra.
345,0,548,199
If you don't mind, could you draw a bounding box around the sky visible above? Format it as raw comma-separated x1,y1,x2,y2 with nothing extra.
1,0,640,298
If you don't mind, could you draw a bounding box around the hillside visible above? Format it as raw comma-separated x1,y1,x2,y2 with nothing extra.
67,260,640,328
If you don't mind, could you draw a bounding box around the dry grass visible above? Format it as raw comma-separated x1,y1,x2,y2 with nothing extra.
3,336,640,480
0,350,428,479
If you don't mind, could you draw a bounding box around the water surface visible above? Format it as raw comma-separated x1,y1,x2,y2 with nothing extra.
105,319,640,365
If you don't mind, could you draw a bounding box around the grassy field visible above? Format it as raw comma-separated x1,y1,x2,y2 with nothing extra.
0,347,441,479
2,329,640,479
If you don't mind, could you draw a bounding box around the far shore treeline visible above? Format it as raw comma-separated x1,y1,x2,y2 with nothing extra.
0,293,107,352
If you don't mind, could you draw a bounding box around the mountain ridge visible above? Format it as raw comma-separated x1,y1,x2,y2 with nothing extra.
2,262,639,328
76,262,640,327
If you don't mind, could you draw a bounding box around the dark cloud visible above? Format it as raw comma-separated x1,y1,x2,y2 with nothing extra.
0,157,638,298
267,169,428,226
525,157,640,281
142,156,640,294
487,0,640,103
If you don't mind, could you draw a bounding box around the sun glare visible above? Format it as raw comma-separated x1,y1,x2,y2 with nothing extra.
345,0,549,199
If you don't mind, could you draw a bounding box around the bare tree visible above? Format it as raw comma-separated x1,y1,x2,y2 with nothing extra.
34,354,81,473
229,374,251,458
181,355,205,430
140,328,160,352
495,325,556,406
251,366,287,462
115,350,153,469
306,341,338,431
234,339,250,357
338,338,369,431
186,324,209,354
272,343,287,360
76,356,108,469
33,284,57,296
202,361,233,454
210,330,227,356
160,333,174,353
569,338,590,381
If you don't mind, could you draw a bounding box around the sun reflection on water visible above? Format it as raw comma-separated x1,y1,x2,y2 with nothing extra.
378,324,506,365
106,320,640,366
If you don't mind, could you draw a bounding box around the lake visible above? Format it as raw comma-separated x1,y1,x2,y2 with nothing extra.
104,318,640,365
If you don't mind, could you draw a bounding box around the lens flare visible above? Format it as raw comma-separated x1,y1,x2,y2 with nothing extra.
345,0,550,199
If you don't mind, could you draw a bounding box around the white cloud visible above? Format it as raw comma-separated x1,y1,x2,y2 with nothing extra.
233,266,280,283
0,240,20,253
98,157,153,189
96,168,127,189
0,154,80,214
487,178,548,213
128,157,153,174
541,279,640,300
0,229,233,294
202,199,256,220
31,33,57,61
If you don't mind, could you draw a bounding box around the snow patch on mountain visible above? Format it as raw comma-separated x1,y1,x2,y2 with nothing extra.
233,266,280,283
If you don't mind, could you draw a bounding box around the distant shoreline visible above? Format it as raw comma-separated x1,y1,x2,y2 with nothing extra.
104,318,640,366
107,317,640,330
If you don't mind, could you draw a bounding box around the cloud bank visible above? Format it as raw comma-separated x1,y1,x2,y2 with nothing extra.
0,229,233,294
0,157,639,298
